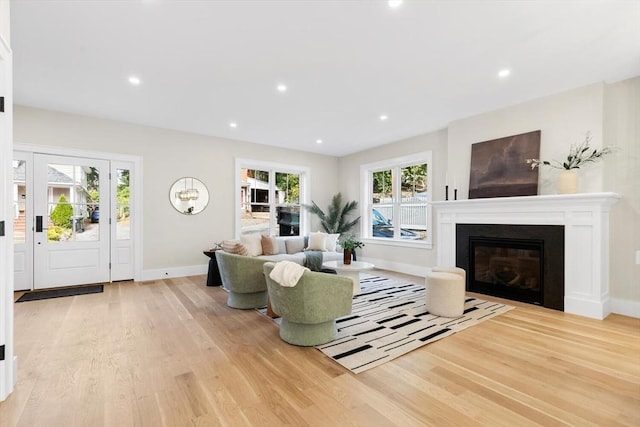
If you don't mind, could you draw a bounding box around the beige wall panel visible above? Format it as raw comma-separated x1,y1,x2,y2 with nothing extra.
338,129,448,273
447,82,606,198
0,0,9,44
13,106,340,271
14,76,639,313
604,77,640,308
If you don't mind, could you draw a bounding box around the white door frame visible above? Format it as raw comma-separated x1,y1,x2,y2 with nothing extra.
0,32,14,402
14,143,143,284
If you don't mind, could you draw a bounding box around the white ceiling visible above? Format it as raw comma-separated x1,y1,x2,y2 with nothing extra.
10,0,640,157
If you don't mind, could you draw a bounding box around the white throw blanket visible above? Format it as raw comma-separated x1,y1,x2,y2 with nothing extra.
269,261,309,287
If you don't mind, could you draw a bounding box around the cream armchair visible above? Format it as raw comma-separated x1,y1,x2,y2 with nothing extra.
263,262,354,346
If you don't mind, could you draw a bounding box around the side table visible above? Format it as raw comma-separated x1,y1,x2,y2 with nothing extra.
203,250,223,287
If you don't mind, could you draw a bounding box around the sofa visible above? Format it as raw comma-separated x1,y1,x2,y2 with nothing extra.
216,233,345,309
222,233,343,267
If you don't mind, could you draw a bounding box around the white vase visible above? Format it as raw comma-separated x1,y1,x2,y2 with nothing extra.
556,169,579,194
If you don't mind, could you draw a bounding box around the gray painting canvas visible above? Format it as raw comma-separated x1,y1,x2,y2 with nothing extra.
469,130,541,199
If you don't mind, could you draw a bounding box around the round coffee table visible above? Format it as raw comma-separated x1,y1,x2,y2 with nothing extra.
322,260,374,295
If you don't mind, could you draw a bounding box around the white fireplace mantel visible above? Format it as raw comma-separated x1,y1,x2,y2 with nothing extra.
431,192,621,319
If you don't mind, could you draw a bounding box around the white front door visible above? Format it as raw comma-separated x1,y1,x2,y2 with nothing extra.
32,154,110,289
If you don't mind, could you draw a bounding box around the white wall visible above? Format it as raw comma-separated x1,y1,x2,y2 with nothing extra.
447,82,606,197
13,106,340,277
604,77,640,315
338,129,448,276
446,80,638,316
0,0,9,44
339,78,639,316
12,78,640,315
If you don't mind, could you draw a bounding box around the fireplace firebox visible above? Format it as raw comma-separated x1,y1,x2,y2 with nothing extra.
470,237,543,305
456,224,564,311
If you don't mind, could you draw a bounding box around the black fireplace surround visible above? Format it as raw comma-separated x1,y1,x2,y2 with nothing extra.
456,224,565,311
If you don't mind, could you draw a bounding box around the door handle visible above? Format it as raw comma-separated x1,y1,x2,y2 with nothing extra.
36,216,43,232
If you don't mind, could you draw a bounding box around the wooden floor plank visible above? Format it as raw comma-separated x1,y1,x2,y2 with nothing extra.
2,271,639,427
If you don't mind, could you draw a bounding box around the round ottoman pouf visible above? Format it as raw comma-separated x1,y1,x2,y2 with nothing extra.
431,266,466,282
425,272,465,317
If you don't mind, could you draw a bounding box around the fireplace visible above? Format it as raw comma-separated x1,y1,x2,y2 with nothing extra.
470,237,543,305
432,193,620,319
456,224,564,311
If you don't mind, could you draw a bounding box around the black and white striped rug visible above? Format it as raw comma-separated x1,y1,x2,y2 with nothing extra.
317,274,514,374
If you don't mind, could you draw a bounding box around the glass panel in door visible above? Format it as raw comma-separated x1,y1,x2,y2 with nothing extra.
45,164,100,243
13,154,32,290
116,168,130,240
111,164,134,281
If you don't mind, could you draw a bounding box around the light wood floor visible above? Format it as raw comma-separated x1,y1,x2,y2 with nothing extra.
2,270,639,427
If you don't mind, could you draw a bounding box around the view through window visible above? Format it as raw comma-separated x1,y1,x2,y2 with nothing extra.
116,168,130,240
364,152,431,244
46,164,100,242
239,164,305,236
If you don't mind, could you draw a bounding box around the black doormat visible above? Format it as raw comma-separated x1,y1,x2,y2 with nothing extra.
16,285,104,302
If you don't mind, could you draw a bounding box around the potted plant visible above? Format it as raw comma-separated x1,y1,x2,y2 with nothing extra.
526,132,616,194
304,193,360,234
340,235,364,265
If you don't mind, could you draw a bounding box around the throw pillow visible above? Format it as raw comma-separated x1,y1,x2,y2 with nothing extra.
285,236,306,254
307,232,328,251
261,235,280,255
241,234,263,257
221,240,248,256
276,238,287,254
325,233,340,252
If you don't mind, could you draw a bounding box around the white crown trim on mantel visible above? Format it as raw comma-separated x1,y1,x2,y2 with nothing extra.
431,192,621,320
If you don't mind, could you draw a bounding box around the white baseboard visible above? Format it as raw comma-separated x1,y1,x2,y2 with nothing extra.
610,297,640,318
141,263,208,282
143,258,431,283
142,259,431,283
361,257,431,278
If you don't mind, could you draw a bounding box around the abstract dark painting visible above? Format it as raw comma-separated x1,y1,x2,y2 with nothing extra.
469,130,541,199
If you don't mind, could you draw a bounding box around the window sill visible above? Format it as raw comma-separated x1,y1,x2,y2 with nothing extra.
362,237,433,250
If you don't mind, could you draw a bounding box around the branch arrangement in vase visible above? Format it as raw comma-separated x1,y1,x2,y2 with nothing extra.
526,132,616,170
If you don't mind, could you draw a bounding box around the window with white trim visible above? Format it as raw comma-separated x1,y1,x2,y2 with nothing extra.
361,152,432,246
236,159,309,237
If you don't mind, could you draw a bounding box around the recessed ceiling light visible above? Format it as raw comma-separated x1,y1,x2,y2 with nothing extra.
277,84,287,92
128,76,141,86
379,114,388,121
388,0,403,9
498,69,511,78
229,122,237,128
316,139,323,144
